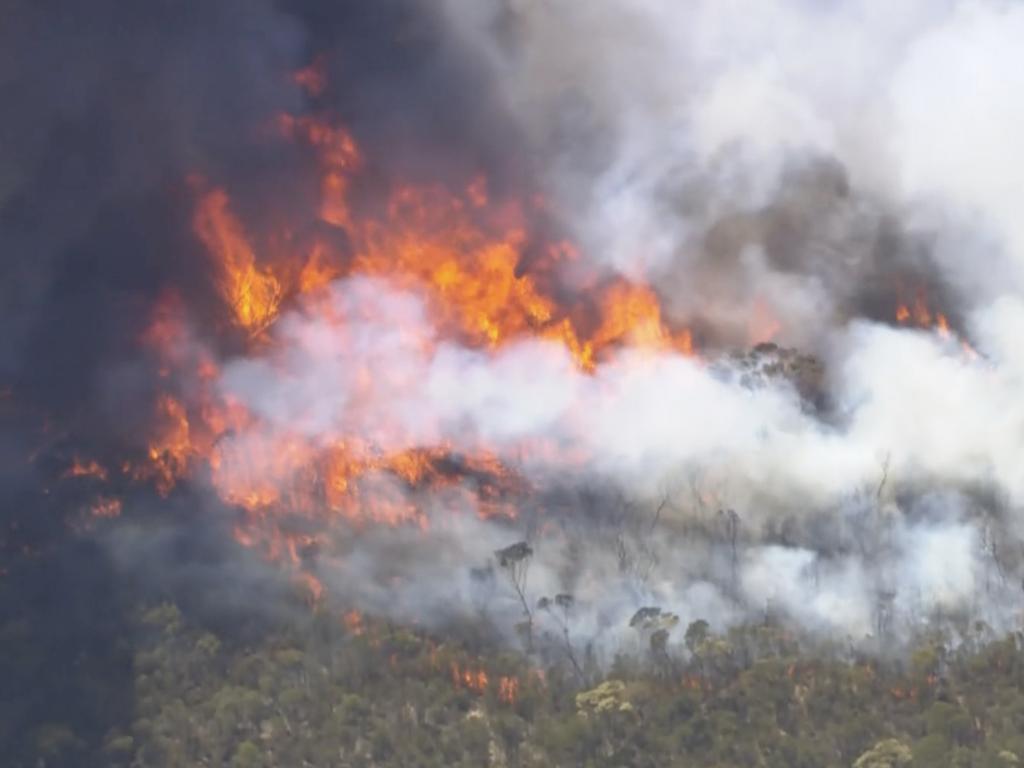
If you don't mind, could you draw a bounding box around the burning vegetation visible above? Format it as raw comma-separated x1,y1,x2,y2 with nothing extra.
50,77,715,601
27,30,1005,648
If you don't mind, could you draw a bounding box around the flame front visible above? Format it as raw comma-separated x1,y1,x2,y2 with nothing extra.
894,288,976,357
107,91,706,593
894,291,949,337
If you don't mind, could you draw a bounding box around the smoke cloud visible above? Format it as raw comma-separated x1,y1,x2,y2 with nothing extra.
8,0,1024,672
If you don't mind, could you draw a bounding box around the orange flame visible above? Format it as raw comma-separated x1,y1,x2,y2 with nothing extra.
296,571,324,603
343,610,365,636
748,297,782,346
498,676,519,704
895,292,942,334
62,458,108,482
895,291,975,356
451,662,489,694
136,395,194,496
192,185,282,335
89,497,123,519
278,115,361,230
292,56,327,98
682,675,704,691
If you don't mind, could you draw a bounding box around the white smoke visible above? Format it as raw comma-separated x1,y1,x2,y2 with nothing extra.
446,0,1024,329
207,278,1020,651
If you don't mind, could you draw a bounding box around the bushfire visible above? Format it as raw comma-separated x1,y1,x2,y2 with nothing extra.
50,63,710,599
54,62,974,613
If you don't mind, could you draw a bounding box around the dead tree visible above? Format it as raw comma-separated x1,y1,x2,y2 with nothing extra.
629,606,681,678
495,541,534,652
718,508,740,593
874,588,896,640
981,522,1007,593
538,593,584,682
614,493,673,589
